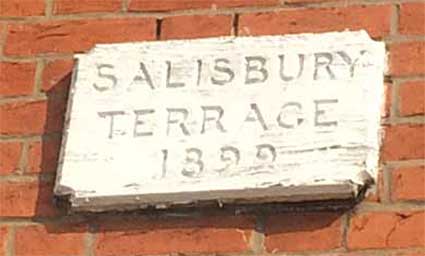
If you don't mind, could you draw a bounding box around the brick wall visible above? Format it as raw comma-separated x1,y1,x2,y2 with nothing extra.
0,0,424,255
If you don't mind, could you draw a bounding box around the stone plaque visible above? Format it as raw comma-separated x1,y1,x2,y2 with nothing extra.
55,31,386,212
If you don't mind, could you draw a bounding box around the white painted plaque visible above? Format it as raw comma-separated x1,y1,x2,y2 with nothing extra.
55,31,386,211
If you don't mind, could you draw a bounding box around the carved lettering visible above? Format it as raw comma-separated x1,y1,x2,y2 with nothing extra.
132,62,155,89
201,106,226,134
166,108,190,136
211,58,235,85
245,56,268,84
314,99,338,127
98,111,125,139
93,64,117,92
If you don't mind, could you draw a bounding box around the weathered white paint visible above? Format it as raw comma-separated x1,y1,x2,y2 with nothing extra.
55,31,386,211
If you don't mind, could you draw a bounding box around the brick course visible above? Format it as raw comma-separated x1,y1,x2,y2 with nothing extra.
0,1,423,255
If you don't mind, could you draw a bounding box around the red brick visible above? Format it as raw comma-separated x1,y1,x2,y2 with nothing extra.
0,226,7,256
95,216,253,255
42,59,74,93
0,62,35,97
0,141,22,175
0,181,58,217
4,18,156,56
399,3,425,35
265,212,342,252
399,80,425,116
129,0,279,11
382,124,425,161
0,0,45,17
27,138,61,174
0,101,46,135
0,98,67,135
239,5,391,38
348,211,425,249
392,166,425,201
161,15,232,40
389,42,425,76
53,0,122,14
15,224,85,256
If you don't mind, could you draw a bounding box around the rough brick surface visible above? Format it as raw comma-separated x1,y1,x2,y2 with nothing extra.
161,15,232,39
14,224,86,256
27,138,61,173
399,3,425,35
0,141,22,175
0,1,424,256
382,124,425,161
239,5,391,38
0,101,47,135
348,211,425,249
0,0,45,17
392,166,425,201
4,18,156,56
95,216,253,255
389,42,425,76
0,62,35,97
399,80,425,116
265,212,342,252
0,226,7,256
42,59,75,93
0,100,65,135
0,181,57,217
129,0,279,11
53,0,122,14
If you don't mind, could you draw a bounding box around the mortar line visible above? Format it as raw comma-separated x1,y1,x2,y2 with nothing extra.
382,165,393,203
0,53,75,62
45,0,54,18
0,35,422,63
0,173,54,182
250,214,266,254
354,202,425,213
0,0,421,24
390,76,400,120
383,159,425,168
85,229,96,256
391,115,425,124
0,92,48,103
33,59,45,96
227,247,425,255
391,75,425,83
384,115,425,124
390,2,400,36
17,140,30,175
382,35,425,44
0,135,52,143
5,224,15,256
261,247,422,256
340,211,350,251
121,0,130,12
